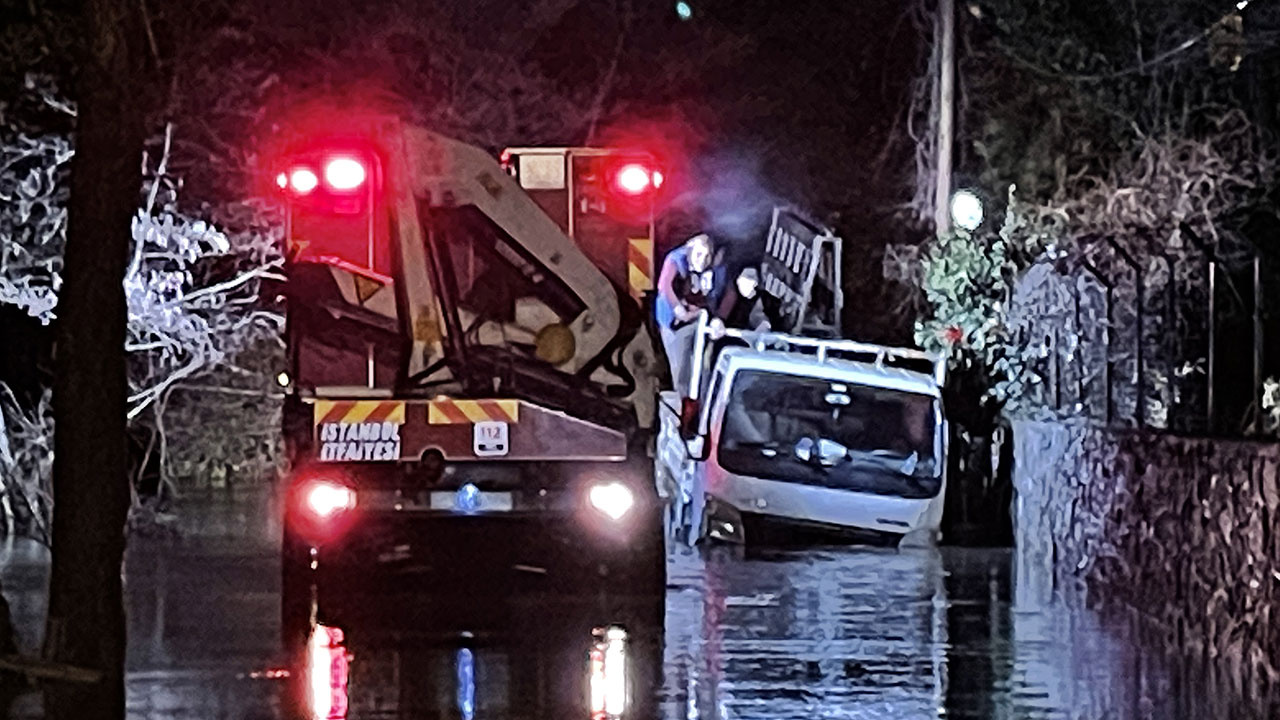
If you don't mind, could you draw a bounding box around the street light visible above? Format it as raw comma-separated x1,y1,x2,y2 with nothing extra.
950,189,983,232
675,1,693,21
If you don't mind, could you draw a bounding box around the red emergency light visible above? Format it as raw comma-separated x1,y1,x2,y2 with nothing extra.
613,163,662,196
616,164,651,194
304,479,356,518
277,154,371,197
324,157,366,190
287,473,359,543
286,167,320,194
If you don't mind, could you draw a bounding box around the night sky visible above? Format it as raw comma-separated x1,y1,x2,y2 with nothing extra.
0,0,927,396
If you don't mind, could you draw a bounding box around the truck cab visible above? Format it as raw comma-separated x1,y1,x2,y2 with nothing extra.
658,319,948,546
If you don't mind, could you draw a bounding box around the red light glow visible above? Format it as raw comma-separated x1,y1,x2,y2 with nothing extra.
290,168,319,194
615,164,652,195
304,481,356,519
276,172,289,189
307,624,349,720
324,157,367,191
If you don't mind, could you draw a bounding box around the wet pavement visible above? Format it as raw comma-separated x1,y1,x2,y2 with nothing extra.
0,488,1274,719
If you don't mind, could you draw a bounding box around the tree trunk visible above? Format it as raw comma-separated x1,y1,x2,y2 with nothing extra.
43,0,148,717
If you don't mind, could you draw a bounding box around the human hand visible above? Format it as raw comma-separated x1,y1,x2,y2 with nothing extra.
675,305,700,323
709,317,726,339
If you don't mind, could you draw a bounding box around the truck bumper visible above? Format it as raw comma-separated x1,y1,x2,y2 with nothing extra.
712,474,943,538
289,508,666,598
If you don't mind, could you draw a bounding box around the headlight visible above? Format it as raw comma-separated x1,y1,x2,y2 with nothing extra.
304,480,356,519
588,482,635,521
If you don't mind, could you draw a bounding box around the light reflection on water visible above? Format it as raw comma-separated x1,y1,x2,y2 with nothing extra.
0,489,1275,719
659,544,1275,720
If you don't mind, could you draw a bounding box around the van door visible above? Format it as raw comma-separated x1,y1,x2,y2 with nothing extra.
685,368,725,543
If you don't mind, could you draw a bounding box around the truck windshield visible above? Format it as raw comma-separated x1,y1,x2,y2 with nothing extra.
717,371,942,499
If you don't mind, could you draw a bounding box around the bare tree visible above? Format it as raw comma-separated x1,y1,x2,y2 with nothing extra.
0,88,287,534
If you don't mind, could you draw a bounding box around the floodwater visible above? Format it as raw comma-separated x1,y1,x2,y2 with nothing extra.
0,489,1273,719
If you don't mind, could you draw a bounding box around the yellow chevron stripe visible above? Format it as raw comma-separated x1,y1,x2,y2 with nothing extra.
629,262,650,293
385,403,406,424
312,400,407,426
456,401,489,423
628,238,654,295
428,400,520,424
629,237,653,262
487,400,519,421
343,402,380,424
427,403,451,424
313,400,337,424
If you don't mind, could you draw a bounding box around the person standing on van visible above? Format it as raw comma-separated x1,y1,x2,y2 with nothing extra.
716,266,772,332
655,233,727,395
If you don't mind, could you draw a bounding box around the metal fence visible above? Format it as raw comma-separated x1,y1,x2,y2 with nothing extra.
1005,227,1276,436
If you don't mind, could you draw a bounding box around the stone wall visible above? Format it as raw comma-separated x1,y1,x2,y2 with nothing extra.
1012,419,1280,693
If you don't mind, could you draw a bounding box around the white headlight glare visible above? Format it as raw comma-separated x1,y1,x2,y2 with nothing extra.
588,482,635,521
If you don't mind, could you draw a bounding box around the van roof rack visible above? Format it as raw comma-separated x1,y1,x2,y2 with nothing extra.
688,313,946,397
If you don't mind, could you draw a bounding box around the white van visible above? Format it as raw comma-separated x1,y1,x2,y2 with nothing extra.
656,322,948,546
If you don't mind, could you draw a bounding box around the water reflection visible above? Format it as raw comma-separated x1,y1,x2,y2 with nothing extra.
287,591,663,720
1,495,1275,719
589,626,629,719
306,625,349,720
663,544,950,719
660,544,1275,720
456,647,475,720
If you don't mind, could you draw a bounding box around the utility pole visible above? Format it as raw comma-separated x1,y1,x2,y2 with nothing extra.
934,0,955,237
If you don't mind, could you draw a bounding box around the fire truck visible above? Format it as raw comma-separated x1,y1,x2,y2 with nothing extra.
273,116,668,636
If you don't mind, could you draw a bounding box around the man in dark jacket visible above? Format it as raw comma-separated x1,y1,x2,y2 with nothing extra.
716,266,771,332
654,233,727,394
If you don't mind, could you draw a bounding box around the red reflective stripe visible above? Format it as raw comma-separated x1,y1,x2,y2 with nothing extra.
628,242,650,270
363,402,397,424
320,402,354,425
478,400,515,423
437,401,471,424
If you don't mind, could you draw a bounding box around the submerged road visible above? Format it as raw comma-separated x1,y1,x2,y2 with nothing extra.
0,488,1271,719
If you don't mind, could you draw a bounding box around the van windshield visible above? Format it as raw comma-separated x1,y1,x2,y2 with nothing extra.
717,371,943,499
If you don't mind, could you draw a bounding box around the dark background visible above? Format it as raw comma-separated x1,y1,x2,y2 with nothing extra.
0,0,926,397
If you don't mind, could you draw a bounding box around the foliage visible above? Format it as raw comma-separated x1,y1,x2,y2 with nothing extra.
911,188,1058,365
1044,110,1275,246
125,126,286,422
909,0,1280,222
903,109,1277,427
0,80,286,534
898,0,1280,434
154,335,286,490
0,76,72,321
0,384,53,542
1265,378,1280,435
